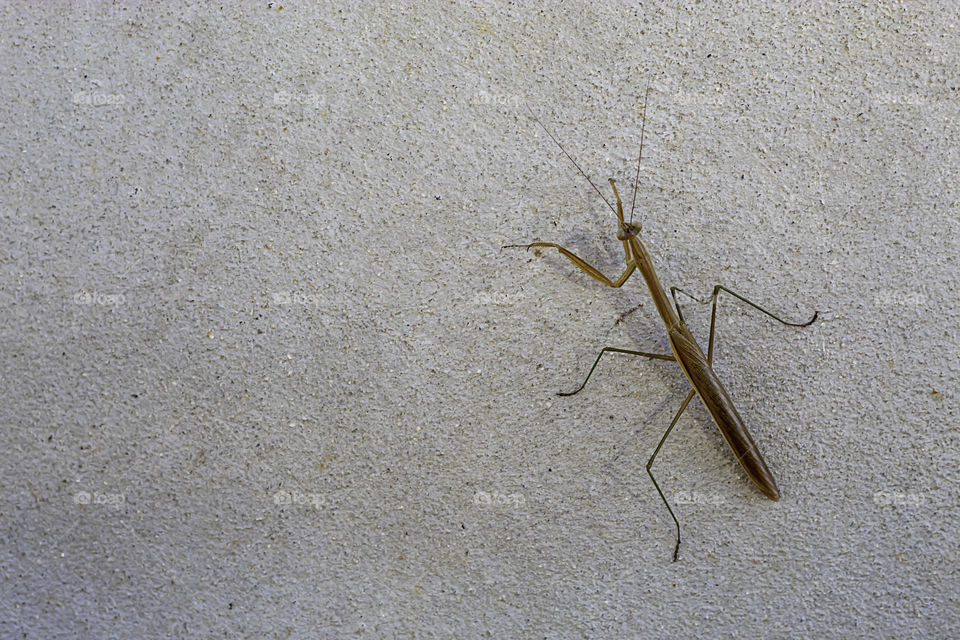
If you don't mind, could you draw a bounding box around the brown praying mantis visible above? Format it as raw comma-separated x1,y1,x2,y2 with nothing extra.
505,89,818,561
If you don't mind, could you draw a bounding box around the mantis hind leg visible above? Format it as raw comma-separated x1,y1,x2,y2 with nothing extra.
671,285,818,364
558,346,674,397
647,389,696,562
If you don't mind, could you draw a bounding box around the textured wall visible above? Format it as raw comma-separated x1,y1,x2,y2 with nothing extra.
1,1,958,638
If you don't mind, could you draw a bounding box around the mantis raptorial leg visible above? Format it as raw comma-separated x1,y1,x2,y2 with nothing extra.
505,88,818,560
556,347,674,398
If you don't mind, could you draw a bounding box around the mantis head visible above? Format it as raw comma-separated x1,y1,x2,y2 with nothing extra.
617,221,642,241
609,178,642,240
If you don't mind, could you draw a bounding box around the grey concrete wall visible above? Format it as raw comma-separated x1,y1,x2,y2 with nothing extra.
1,1,958,638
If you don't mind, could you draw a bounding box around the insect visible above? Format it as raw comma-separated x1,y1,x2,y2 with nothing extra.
505,89,818,561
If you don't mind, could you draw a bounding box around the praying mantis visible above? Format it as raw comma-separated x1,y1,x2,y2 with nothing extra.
505,89,818,561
